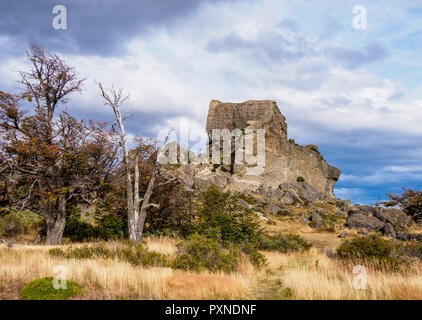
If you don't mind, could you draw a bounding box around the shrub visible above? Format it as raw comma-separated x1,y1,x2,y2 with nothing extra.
95,213,127,240
64,206,128,242
20,277,83,300
241,243,267,268
336,236,407,271
258,234,312,253
296,176,305,182
64,213,97,242
190,185,264,246
173,233,241,272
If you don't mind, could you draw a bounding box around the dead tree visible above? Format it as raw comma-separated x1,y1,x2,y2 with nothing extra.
98,82,140,241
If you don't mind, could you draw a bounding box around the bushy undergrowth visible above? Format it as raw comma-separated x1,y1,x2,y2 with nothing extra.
64,207,127,242
193,187,311,264
173,233,242,272
48,185,310,273
64,213,96,242
173,186,311,270
187,186,264,245
335,236,410,272
20,277,83,300
0,209,44,238
49,242,171,268
400,241,422,261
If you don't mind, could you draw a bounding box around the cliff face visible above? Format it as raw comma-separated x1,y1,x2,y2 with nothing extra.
204,100,341,199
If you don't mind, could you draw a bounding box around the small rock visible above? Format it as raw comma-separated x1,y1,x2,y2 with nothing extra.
310,212,324,228
382,223,396,238
396,233,422,241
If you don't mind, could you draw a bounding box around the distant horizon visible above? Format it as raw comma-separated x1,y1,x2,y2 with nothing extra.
1,0,421,204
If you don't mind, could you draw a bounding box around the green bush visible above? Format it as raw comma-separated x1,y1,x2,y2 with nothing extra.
296,176,305,182
63,206,128,242
20,277,83,300
240,243,267,268
190,185,264,246
258,234,312,253
64,213,97,242
336,236,407,271
173,233,241,272
95,214,128,240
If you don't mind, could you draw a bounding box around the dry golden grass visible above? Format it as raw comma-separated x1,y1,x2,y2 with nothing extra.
145,236,178,255
270,248,422,300
2,234,422,300
0,237,254,300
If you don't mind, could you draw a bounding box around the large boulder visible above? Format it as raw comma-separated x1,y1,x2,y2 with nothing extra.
310,212,325,229
346,213,385,231
373,207,412,229
382,223,396,238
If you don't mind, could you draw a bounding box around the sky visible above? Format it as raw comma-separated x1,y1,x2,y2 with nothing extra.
0,0,421,204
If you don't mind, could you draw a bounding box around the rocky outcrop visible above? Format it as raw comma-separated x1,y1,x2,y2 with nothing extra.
344,205,412,237
162,100,341,205
346,213,385,231
203,100,341,202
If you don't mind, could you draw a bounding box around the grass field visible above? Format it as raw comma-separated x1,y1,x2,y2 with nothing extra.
2,231,422,300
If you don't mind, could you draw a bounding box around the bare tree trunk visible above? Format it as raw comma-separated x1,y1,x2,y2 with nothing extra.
135,130,173,240
114,103,136,241
137,166,158,240
45,195,66,245
98,83,138,241
133,156,140,242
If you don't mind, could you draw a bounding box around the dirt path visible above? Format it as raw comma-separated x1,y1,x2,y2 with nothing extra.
251,232,340,299
299,232,341,250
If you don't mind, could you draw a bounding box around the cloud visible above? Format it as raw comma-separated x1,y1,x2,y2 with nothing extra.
339,165,422,186
0,0,234,56
328,42,388,69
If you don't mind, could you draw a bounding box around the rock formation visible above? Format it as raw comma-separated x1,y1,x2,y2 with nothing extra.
169,99,341,205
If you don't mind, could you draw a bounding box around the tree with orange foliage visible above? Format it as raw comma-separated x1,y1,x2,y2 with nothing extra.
0,46,119,244
384,189,422,225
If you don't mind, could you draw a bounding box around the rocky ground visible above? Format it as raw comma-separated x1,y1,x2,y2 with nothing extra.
234,188,422,243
